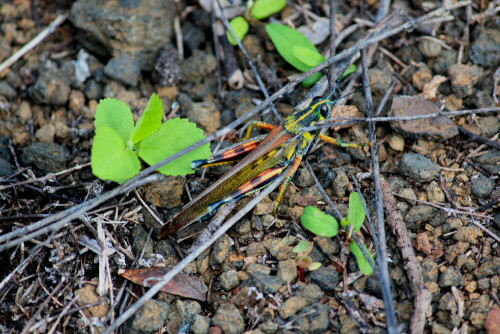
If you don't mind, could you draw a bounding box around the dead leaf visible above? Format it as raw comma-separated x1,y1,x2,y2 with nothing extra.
119,267,207,301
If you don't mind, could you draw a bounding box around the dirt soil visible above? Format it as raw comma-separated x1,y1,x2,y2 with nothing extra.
0,1,499,334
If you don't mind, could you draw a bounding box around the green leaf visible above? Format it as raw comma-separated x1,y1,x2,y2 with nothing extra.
138,118,211,176
347,192,366,233
91,126,141,183
226,16,249,46
300,206,338,237
349,241,374,275
250,0,286,20
341,64,357,79
266,23,324,87
301,72,323,88
130,93,163,144
94,98,134,142
265,23,320,73
293,240,311,253
308,262,322,271
291,45,325,67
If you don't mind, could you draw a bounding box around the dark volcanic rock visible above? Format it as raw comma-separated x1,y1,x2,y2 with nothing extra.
21,143,71,172
70,0,176,71
470,28,500,67
389,96,458,141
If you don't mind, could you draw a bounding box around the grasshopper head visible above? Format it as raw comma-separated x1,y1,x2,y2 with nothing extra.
311,97,334,122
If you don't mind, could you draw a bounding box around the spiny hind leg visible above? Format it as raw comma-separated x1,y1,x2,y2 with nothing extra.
192,138,262,169
318,134,372,148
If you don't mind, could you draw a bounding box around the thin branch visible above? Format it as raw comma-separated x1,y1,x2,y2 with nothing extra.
375,0,391,23
0,14,68,73
0,174,163,252
458,126,500,150
0,163,91,191
361,49,398,333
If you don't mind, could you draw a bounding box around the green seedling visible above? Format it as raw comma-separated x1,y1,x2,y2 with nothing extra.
292,240,321,281
224,2,356,88
249,0,287,20
300,191,374,275
226,16,249,46
91,94,211,183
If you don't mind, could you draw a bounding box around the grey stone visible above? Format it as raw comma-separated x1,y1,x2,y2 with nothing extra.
190,315,210,334
104,55,141,86
474,257,500,278
438,267,463,287
181,22,205,52
29,61,73,105
0,82,16,99
21,143,71,172
471,174,495,198
309,266,340,292
295,283,324,303
405,205,438,230
211,303,245,334
210,233,232,265
290,303,330,334
131,299,169,332
422,258,439,282
469,28,500,67
399,153,441,182
70,0,176,70
278,259,298,283
220,269,240,290
180,50,217,83
0,158,13,177
240,272,284,294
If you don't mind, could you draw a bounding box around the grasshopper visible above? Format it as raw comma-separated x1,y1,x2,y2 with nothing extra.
157,89,369,239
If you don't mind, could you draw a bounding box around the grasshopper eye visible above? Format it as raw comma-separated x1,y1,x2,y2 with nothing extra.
320,103,330,118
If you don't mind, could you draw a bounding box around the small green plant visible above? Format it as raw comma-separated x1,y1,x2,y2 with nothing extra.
300,192,375,275
225,0,346,87
292,240,322,281
91,94,211,183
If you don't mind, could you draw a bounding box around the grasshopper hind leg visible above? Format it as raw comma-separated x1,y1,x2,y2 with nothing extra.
207,165,286,214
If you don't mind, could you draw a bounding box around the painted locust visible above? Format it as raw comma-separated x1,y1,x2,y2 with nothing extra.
157,95,369,239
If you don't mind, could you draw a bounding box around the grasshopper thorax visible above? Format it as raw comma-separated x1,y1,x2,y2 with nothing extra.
284,98,333,135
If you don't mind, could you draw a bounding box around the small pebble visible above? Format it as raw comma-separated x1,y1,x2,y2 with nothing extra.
454,226,483,245
277,259,297,283
220,269,240,290
309,266,340,292
447,64,484,98
131,299,169,332
471,174,495,198
399,153,441,182
278,296,308,319
210,234,232,265
387,133,405,151
426,182,445,203
211,303,245,334
104,55,141,87
438,267,463,287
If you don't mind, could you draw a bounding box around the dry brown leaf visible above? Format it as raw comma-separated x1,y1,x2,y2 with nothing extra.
119,267,207,301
